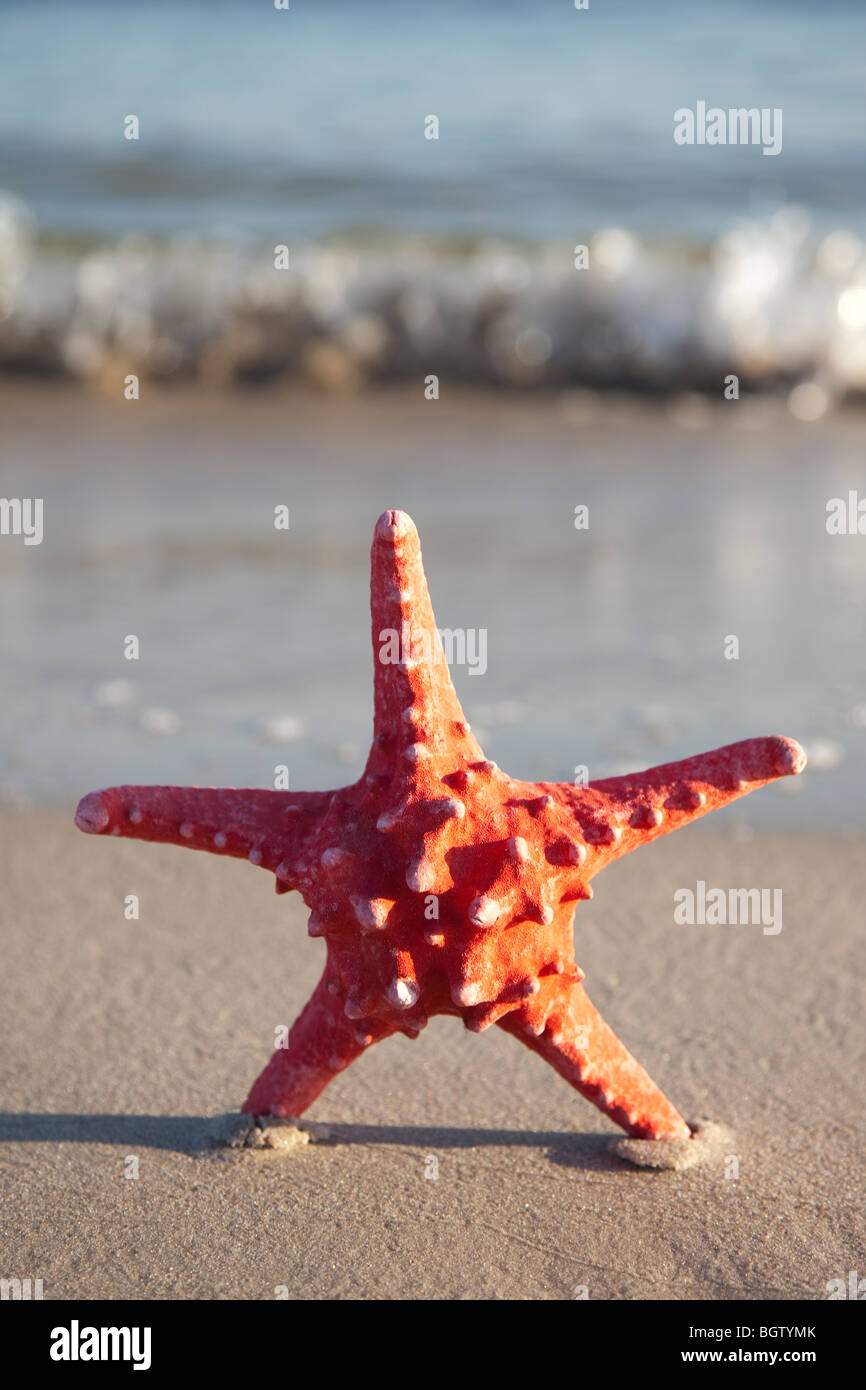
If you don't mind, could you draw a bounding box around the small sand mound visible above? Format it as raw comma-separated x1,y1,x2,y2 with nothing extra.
211,1113,311,1154
612,1119,732,1171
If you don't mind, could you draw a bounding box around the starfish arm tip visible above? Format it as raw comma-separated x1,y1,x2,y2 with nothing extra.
773,735,806,776
374,509,416,541
74,790,109,834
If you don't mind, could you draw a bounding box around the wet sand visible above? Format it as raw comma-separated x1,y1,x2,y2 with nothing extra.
1,811,862,1300
1,381,864,830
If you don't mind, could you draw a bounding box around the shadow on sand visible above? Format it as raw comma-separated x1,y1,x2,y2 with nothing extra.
0,1112,627,1171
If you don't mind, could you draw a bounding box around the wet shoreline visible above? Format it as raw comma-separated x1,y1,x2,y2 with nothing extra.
1,383,862,830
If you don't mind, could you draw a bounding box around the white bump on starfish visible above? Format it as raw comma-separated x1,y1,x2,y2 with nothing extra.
452,981,482,1007
534,793,553,811
350,895,392,931
477,760,497,775
377,800,408,833
585,821,618,846
307,910,327,937
321,847,354,869
564,840,587,864
465,1010,496,1034
179,822,194,839
468,895,501,928
523,1017,545,1037
429,796,465,821
353,1028,374,1048
672,787,705,810
519,978,541,998
424,931,445,947
213,830,227,848
249,848,263,865
343,996,365,1020
406,855,437,893
388,976,420,1009
535,903,555,926
129,807,143,825
403,742,429,763
507,836,530,862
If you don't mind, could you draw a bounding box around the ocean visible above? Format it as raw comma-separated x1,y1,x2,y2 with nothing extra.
0,0,864,244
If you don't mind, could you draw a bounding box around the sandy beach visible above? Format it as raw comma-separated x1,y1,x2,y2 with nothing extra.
1,808,862,1301
1,385,864,1302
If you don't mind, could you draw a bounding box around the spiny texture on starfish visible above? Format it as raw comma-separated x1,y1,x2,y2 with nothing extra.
75,510,805,1141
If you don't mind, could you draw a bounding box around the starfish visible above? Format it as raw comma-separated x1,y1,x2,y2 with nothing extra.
75,510,805,1141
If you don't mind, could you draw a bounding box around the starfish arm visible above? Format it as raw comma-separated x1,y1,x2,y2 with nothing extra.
553,735,806,871
367,510,483,760
74,785,332,892
498,977,690,1140
242,969,399,1116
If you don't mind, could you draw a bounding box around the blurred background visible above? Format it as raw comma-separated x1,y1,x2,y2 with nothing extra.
0,0,864,829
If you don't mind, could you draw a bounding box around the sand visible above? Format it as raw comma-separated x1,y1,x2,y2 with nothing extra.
1,810,862,1301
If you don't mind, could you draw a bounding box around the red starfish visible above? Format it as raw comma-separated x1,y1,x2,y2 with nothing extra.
75,511,805,1141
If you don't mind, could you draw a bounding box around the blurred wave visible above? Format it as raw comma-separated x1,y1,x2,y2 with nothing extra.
1,1,864,402
1,195,866,407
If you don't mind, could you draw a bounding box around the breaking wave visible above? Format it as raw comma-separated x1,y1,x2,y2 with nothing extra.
1,193,865,407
